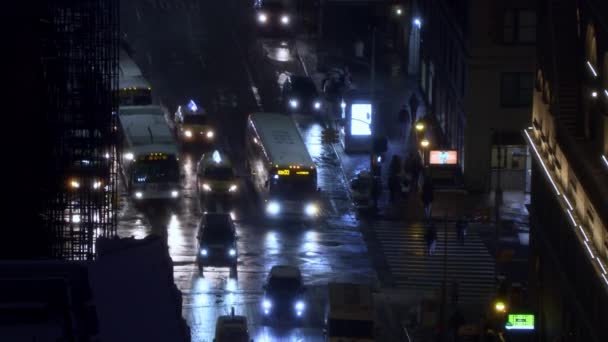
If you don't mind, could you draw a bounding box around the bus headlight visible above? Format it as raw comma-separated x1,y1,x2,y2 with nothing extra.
281,15,290,25
206,130,214,139
171,190,179,198
305,203,319,216
295,300,305,311
289,99,298,108
124,152,134,161
70,180,80,189
257,13,267,23
266,201,281,215
314,101,321,110
184,130,193,138
229,184,238,192
135,191,143,199
92,181,102,190
229,248,236,257
202,183,212,192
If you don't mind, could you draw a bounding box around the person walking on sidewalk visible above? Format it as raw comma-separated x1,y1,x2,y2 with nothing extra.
421,175,434,220
455,215,468,245
425,223,438,256
408,93,420,123
388,155,402,203
398,105,410,140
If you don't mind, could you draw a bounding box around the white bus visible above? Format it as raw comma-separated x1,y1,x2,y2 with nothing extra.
119,113,181,201
119,49,152,106
245,112,319,218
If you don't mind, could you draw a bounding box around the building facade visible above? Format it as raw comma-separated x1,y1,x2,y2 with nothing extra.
410,0,536,192
525,0,608,341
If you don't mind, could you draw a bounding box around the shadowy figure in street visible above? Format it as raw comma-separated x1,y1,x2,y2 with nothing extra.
456,215,468,245
409,92,420,123
425,223,437,256
421,175,434,220
398,105,410,140
388,155,402,203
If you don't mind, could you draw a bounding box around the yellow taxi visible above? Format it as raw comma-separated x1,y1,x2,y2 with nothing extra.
196,150,239,198
174,100,214,144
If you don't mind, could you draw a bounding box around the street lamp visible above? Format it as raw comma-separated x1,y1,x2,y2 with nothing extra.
415,122,425,132
420,138,430,148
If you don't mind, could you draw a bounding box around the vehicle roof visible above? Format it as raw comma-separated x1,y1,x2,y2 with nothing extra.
130,144,178,157
199,151,233,169
119,49,150,89
248,113,315,168
119,114,175,147
269,265,301,279
119,105,164,117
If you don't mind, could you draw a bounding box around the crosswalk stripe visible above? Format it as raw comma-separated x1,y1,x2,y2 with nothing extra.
369,220,496,304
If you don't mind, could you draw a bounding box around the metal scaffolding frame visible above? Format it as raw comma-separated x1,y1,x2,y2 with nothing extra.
41,0,118,260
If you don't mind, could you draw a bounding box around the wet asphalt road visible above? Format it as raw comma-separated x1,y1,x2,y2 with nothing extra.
117,1,380,340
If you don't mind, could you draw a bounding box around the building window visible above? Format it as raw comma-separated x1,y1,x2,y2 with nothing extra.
503,9,536,44
500,73,533,107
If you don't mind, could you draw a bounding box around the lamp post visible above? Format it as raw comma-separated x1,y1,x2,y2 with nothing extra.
420,138,430,166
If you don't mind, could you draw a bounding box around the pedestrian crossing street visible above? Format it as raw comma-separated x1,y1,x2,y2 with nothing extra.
372,221,496,304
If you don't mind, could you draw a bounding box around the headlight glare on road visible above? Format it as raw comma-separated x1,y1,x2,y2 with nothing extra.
257,13,267,23
135,191,143,199
229,184,238,192
305,203,319,216
266,201,281,215
206,130,214,138
202,183,212,192
229,248,236,257
184,130,193,138
201,248,208,256
171,190,179,198
281,15,290,25
289,99,298,108
314,101,321,110
295,300,305,311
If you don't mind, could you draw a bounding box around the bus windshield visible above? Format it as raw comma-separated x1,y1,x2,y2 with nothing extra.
269,173,316,199
328,319,374,338
133,159,179,183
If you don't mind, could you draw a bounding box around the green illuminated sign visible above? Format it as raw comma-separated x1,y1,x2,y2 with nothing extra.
505,314,535,330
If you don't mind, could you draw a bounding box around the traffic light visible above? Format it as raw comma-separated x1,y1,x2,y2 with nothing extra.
321,128,339,144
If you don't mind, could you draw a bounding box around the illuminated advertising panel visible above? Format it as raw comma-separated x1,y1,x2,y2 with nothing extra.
350,103,372,136
505,314,535,330
429,150,458,165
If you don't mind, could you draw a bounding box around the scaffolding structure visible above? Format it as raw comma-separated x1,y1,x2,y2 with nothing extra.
41,0,119,260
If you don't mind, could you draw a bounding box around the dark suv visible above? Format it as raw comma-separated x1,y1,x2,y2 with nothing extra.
197,213,238,277
261,265,306,323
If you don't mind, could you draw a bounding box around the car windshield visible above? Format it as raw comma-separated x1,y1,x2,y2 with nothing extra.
217,328,249,342
203,227,234,243
268,276,300,292
292,78,317,96
183,115,207,125
204,167,234,180
328,319,374,338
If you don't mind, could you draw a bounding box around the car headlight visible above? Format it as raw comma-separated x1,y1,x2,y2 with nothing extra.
340,101,346,109
206,130,214,138
229,184,238,192
135,191,143,199
263,299,272,310
266,201,280,215
92,181,102,189
281,15,290,25
314,101,321,110
289,99,298,108
124,152,134,161
229,248,236,257
202,183,212,192
184,130,193,138
257,13,267,23
295,300,305,311
70,180,80,189
200,248,208,256
305,203,319,216
171,190,179,198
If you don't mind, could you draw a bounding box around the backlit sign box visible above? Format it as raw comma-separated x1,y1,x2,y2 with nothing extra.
429,150,458,165
350,103,372,136
505,314,535,331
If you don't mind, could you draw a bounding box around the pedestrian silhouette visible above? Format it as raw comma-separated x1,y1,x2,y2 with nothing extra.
425,223,437,255
408,93,420,121
421,176,434,219
456,216,468,245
